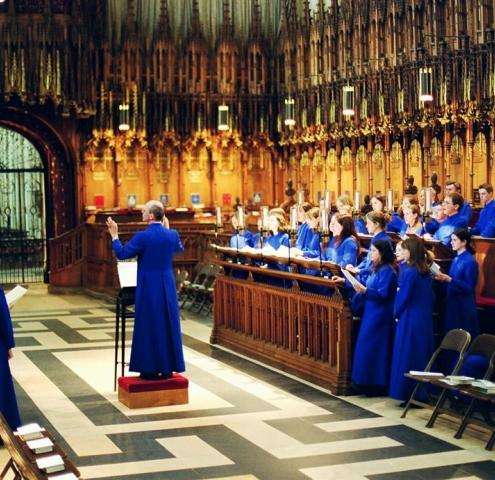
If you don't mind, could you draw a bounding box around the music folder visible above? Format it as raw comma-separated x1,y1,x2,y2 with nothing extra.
117,262,137,288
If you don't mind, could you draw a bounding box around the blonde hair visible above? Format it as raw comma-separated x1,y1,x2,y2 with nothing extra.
269,211,289,231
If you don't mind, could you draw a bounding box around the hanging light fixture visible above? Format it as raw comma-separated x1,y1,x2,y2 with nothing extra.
218,104,230,131
342,85,355,116
284,97,295,126
118,103,130,131
419,67,433,102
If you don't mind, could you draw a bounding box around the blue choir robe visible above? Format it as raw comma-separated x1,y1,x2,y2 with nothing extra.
356,231,392,284
296,223,310,250
480,219,495,238
351,265,397,387
324,236,358,267
263,232,290,287
459,202,472,224
0,288,21,429
354,218,368,234
471,200,495,237
433,213,467,246
444,250,479,337
387,213,405,234
112,223,186,375
229,230,253,249
390,264,434,401
424,218,440,235
399,223,425,237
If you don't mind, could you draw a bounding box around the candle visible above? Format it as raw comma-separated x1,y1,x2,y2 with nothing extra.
425,187,432,213
237,206,245,229
354,191,361,211
324,190,331,210
320,206,329,234
290,205,298,232
387,189,394,211
261,206,269,230
215,206,222,227
297,190,304,206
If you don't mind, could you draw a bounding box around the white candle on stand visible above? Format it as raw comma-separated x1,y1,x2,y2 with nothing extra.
387,189,394,211
237,206,245,229
324,191,331,210
261,206,269,230
215,206,222,227
354,191,361,211
320,205,329,234
290,205,298,232
425,187,432,213
297,190,304,206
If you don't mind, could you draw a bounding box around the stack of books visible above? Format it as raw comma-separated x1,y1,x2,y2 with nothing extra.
470,380,495,394
15,423,45,441
440,375,475,386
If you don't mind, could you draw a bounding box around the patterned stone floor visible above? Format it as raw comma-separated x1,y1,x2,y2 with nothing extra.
1,284,494,479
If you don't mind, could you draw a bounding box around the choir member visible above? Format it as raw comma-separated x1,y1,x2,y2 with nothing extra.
295,202,313,250
262,211,291,287
419,186,440,211
400,204,424,236
426,193,467,246
390,237,434,402
471,184,495,237
0,287,21,429
107,201,185,380
350,240,397,395
346,211,392,284
325,214,359,267
445,181,472,223
435,228,479,337
229,213,254,249
336,195,353,216
299,207,321,257
355,202,373,234
371,194,386,213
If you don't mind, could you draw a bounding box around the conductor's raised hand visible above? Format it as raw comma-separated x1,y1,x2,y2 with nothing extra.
106,217,118,238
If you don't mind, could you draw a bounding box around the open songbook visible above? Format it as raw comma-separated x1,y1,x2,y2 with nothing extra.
5,285,28,309
341,268,364,290
429,262,441,275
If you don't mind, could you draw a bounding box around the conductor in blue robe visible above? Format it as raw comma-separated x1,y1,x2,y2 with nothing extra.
471,184,495,237
350,240,397,395
107,201,185,380
435,228,479,337
0,287,21,429
390,237,434,402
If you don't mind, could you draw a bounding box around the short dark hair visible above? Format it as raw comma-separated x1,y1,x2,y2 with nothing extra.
446,180,462,192
371,239,395,268
448,192,464,210
401,236,430,274
149,203,164,220
452,227,475,254
479,183,493,194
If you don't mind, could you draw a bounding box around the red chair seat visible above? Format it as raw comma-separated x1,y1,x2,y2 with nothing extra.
118,374,188,393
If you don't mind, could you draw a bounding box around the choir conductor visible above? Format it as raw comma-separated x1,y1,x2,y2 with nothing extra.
107,201,186,380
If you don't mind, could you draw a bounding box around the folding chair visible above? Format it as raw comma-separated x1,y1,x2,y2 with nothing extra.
401,329,471,418
192,264,223,314
426,334,495,431
180,264,210,307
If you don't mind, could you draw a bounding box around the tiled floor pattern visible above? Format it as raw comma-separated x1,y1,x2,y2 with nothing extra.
0,285,494,479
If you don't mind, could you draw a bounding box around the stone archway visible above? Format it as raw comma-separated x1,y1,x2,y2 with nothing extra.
0,106,77,283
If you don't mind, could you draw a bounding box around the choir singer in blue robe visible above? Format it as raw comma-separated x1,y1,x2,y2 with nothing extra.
471,184,495,237
350,240,397,396
107,201,185,380
434,228,479,337
390,237,434,403
0,287,21,428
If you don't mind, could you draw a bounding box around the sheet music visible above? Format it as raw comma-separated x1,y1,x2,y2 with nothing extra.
117,262,137,288
429,262,441,275
341,268,364,290
5,285,28,309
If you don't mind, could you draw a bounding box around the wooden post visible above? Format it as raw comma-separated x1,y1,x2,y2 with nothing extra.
466,120,475,203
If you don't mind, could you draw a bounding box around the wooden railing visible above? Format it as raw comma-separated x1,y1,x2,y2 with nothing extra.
211,263,352,394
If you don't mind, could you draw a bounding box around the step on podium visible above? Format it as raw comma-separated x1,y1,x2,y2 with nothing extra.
118,374,189,409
